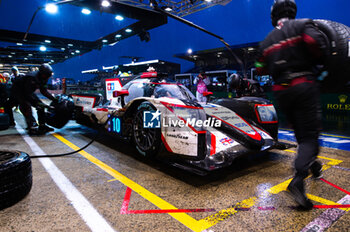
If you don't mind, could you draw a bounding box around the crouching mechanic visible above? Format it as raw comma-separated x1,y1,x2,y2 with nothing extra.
6,63,57,134
256,0,328,209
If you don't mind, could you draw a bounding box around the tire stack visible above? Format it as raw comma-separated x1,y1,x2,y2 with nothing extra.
315,20,350,92
0,151,32,210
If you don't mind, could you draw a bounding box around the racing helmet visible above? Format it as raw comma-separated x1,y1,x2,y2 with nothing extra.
271,0,297,27
228,73,242,90
38,63,53,79
11,66,19,73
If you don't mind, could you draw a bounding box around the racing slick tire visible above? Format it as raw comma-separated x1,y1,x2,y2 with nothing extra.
46,95,75,128
132,102,161,158
0,151,32,210
314,19,350,92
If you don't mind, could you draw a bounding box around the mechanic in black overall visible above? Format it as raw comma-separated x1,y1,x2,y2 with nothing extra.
256,0,327,209
228,73,265,97
5,63,57,134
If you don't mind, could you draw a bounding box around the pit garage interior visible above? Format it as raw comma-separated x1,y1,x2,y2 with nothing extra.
1,1,350,232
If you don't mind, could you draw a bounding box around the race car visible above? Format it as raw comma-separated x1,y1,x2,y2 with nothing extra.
71,72,280,171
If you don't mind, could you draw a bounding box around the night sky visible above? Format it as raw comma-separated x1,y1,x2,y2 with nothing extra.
1,0,349,80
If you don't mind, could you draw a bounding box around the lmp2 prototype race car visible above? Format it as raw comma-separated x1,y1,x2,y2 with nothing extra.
71,72,280,171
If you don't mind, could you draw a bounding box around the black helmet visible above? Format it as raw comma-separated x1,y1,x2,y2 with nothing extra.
228,73,242,89
38,63,53,78
271,0,297,27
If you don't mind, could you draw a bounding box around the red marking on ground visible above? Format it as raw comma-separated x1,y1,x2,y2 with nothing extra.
320,178,350,195
120,187,215,214
313,205,350,209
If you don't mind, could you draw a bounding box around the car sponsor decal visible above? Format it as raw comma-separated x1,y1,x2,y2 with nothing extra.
71,95,96,108
219,137,234,146
105,78,122,101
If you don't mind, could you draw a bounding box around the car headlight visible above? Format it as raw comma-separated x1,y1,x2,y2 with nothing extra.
255,104,278,123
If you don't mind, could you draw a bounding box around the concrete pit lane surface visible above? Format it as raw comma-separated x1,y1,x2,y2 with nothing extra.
0,113,349,232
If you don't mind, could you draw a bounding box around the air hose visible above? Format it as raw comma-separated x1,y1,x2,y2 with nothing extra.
29,111,115,159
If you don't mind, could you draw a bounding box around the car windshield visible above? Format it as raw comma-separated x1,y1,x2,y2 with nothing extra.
124,79,196,103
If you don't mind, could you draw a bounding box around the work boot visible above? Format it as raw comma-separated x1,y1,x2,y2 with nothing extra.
38,125,54,132
310,160,323,179
287,176,313,210
28,127,45,135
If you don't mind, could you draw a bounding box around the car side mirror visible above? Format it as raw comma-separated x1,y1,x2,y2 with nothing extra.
113,90,129,107
203,91,213,97
113,90,129,97
202,91,213,104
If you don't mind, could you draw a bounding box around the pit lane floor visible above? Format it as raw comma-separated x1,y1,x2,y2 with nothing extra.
0,113,349,232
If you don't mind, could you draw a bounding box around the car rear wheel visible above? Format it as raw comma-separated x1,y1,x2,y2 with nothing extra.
132,102,161,158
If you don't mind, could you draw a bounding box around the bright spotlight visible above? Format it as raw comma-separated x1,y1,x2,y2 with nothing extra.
115,34,122,38
45,4,58,14
115,15,124,21
187,48,192,54
101,0,111,7
39,46,47,51
125,28,132,33
82,8,91,15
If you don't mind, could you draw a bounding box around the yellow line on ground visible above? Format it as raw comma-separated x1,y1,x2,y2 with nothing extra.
307,194,339,206
53,132,345,232
52,133,211,232
306,194,349,212
198,158,344,230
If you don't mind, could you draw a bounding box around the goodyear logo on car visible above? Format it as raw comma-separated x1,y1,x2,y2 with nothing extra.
143,110,161,128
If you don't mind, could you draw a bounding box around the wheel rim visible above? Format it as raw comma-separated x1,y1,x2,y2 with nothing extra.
133,110,156,151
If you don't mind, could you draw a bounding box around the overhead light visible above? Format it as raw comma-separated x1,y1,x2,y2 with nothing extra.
45,40,51,43
115,15,124,21
71,52,75,55
28,54,33,56
101,0,111,7
11,52,15,55
204,0,212,2
115,34,122,38
81,8,91,15
248,47,255,51
68,44,73,47
45,4,58,14
217,52,223,55
61,48,65,51
8,55,12,58
75,50,80,53
24,58,28,60
51,60,54,62
39,46,47,51
125,28,132,33
17,43,23,46
102,39,108,43
164,6,172,11
187,48,192,54
109,41,119,46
